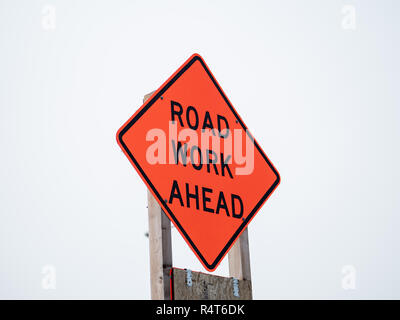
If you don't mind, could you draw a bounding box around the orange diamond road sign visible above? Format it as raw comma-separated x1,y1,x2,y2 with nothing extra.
117,54,280,271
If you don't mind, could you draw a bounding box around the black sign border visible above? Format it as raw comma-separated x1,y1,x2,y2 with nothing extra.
118,55,280,270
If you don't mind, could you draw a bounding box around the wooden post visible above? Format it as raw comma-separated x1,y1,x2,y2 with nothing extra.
145,92,173,300
228,228,252,298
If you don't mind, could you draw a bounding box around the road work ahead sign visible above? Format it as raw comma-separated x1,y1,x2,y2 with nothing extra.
117,54,280,271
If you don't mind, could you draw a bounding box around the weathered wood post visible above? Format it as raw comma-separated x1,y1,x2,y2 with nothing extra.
228,228,252,298
145,92,173,300
228,228,251,281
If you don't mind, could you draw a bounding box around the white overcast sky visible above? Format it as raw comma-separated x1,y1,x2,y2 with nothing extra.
0,0,399,299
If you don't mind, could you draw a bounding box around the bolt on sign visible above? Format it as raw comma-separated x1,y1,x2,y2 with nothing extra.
117,54,280,271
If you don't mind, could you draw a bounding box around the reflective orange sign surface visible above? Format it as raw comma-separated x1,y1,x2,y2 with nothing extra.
117,54,280,271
